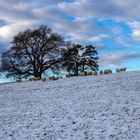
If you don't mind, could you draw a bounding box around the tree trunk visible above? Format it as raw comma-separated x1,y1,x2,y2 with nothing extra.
82,64,85,72
34,71,42,78
74,62,79,76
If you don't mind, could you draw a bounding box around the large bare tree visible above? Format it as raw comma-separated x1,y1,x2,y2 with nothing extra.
1,25,64,79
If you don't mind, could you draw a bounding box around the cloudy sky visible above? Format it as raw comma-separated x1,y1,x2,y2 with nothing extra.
0,0,140,71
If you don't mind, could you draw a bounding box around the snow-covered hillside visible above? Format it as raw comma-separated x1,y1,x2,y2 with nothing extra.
0,71,140,140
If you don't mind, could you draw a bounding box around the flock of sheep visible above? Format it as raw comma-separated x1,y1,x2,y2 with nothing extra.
16,76,60,82
16,67,127,83
78,67,126,76
99,67,127,75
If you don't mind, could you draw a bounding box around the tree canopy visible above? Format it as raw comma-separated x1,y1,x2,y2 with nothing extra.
1,25,65,79
62,44,99,76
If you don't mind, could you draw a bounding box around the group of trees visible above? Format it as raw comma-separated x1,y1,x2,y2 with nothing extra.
0,25,99,79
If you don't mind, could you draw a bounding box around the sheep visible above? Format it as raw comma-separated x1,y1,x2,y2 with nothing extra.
36,77,41,80
93,71,98,76
80,72,86,76
16,79,21,83
52,77,59,80
99,70,103,75
32,77,41,81
42,78,46,82
49,76,54,80
116,67,127,73
87,72,92,76
120,67,127,72
103,69,112,74
103,70,109,74
49,76,59,81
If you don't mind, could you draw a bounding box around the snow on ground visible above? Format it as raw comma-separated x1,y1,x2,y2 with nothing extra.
0,71,140,140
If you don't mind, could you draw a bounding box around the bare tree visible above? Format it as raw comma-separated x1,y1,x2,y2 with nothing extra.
1,25,64,79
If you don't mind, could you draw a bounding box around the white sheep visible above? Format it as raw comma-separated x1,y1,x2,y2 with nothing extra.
120,67,127,72
87,72,92,76
80,72,86,76
16,79,21,83
116,67,126,73
103,69,112,74
36,77,41,80
49,76,59,81
93,71,98,76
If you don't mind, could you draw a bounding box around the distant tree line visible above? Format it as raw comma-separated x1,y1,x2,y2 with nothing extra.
0,25,99,79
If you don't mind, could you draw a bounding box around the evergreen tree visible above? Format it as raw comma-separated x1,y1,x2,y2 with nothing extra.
62,44,99,76
81,45,99,72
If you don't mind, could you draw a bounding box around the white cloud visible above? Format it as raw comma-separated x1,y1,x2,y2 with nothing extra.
58,0,140,20
128,21,140,41
0,0,64,45
1,0,139,47
99,52,140,66
88,34,109,42
0,21,37,42
0,0,140,68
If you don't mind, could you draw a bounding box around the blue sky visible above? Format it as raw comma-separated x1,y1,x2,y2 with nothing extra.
0,0,140,71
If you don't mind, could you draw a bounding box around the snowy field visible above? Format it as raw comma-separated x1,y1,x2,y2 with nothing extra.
0,71,140,140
